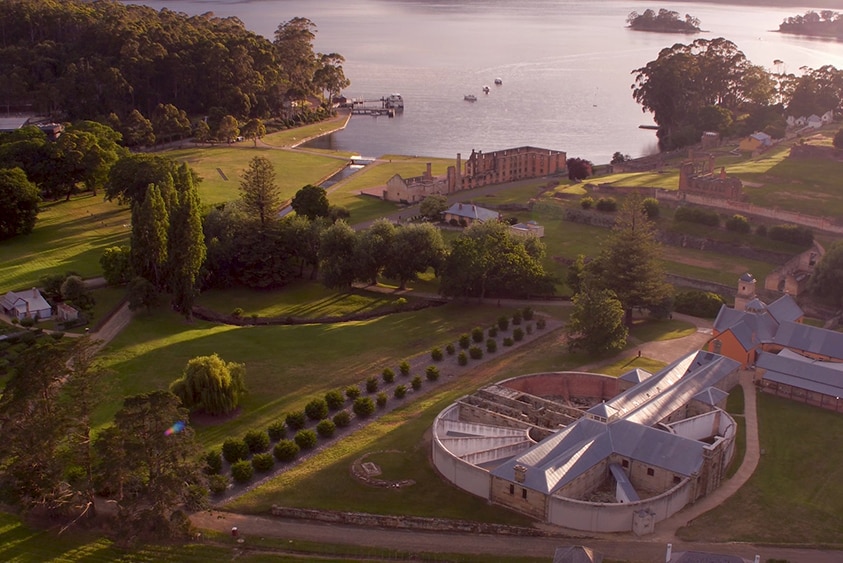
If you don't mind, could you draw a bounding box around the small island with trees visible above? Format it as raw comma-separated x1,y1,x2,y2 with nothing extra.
627,9,701,33
779,10,843,40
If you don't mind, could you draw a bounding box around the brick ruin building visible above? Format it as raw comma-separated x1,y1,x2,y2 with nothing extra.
678,153,743,201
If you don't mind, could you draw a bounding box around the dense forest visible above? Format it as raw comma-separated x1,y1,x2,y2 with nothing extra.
780,10,843,40
627,9,701,33
0,0,349,124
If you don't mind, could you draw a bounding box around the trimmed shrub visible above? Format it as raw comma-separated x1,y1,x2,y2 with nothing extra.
273,439,300,462
674,205,719,226
294,429,318,450
345,385,361,400
512,310,522,325
503,337,514,347
725,214,751,234
251,452,275,472
469,346,483,360
486,338,497,353
411,376,422,390
333,410,351,428
522,307,534,321
425,365,440,381
537,318,546,329
222,438,249,464
316,419,336,438
243,429,270,454
488,326,498,338
674,290,725,318
768,224,813,246
513,327,525,341
431,347,443,361
446,343,455,355
285,411,307,430
526,324,533,335
376,392,388,408
580,196,594,209
325,390,345,411
458,351,468,366
399,361,411,376
381,368,395,383
231,307,244,318
365,376,379,393
642,197,660,220
498,316,509,331
459,333,471,349
471,327,484,342
305,398,329,420
208,474,229,495
595,197,617,212
353,397,376,418
20,317,35,328
231,460,253,484
204,450,222,475
267,420,286,441
394,385,408,399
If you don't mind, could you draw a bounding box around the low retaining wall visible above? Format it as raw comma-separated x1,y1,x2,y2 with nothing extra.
270,505,546,536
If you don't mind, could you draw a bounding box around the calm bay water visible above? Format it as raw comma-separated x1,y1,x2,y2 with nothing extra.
130,0,843,163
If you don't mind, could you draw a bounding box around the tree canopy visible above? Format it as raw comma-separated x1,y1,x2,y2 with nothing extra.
0,167,39,240
292,184,331,220
566,285,629,355
239,156,283,230
809,241,843,306
170,354,247,416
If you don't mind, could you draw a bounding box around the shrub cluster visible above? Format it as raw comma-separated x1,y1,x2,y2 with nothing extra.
376,392,388,408
430,347,443,361
244,429,270,453
486,338,497,353
251,452,275,472
365,376,379,393
273,439,299,462
767,224,813,246
459,334,471,349
382,368,395,383
425,365,440,381
580,196,594,209
204,450,222,475
536,318,546,329
222,438,249,463
267,420,286,441
231,460,253,484
595,197,617,212
399,361,411,376
333,410,351,427
469,346,483,360
446,343,455,355
674,205,719,226
411,376,422,390
471,327,484,342
503,337,514,347
394,385,407,399
209,474,229,494
285,411,307,430
317,419,336,437
458,351,468,365
325,390,345,411
674,290,725,318
294,429,318,449
353,397,376,418
513,327,525,341
522,307,534,321
498,316,509,331
305,398,329,420
725,214,750,234
345,385,361,400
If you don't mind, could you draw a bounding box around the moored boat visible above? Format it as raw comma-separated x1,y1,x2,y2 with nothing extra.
464,94,477,102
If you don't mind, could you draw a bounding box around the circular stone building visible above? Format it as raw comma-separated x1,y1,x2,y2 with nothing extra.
431,351,741,534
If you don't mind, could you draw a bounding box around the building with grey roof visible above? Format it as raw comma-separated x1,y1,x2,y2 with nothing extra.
431,351,740,533
443,202,501,225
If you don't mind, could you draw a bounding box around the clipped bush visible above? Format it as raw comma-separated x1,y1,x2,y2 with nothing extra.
486,338,497,353
273,439,300,462
365,376,379,393
231,460,254,484
674,290,725,318
285,411,307,430
469,346,483,360
459,333,471,349
513,327,525,341
267,420,286,442
595,197,618,212
503,337,514,347
471,327,484,342
316,419,336,438
20,317,35,328
333,410,351,428
305,398,329,420
725,214,751,234
768,223,813,246
231,307,244,317
345,385,361,400
243,429,270,454
353,396,376,418
512,309,522,325
580,196,594,209
498,316,509,331
324,390,345,411
208,474,229,495
458,351,468,366
399,361,411,376
431,347,443,361
642,197,660,220
522,307,534,321
222,438,249,464
488,326,498,337
425,365,440,381
251,452,275,472
376,392,388,408
674,205,719,226
394,385,408,399
446,343,455,355
294,429,318,450
204,449,222,475
381,368,395,383
411,376,422,390
537,318,546,329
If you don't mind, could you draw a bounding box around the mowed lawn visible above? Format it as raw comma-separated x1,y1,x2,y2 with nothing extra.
96,301,527,449
677,393,843,544
0,195,130,293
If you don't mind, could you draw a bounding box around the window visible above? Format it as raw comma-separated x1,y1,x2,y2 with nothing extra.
647,468,655,476
509,484,514,495
673,475,681,484
621,459,629,468
521,488,527,499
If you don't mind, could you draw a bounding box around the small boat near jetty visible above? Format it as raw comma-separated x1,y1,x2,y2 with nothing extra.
494,77,503,85
383,93,404,109
482,85,490,94
464,94,477,102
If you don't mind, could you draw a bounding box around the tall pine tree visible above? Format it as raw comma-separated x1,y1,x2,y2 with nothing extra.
168,164,206,319
239,156,282,231
130,183,169,289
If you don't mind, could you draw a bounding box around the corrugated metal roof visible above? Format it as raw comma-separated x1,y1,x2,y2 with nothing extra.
444,202,500,222
608,463,640,502
712,306,744,332
757,351,843,397
619,367,652,384
610,420,705,476
778,348,843,371
766,294,803,324
692,387,729,406
553,546,602,563
773,321,843,359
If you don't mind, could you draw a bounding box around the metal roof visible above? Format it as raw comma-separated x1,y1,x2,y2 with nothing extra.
444,202,500,222
713,305,778,350
766,294,804,324
619,367,652,384
692,387,729,406
608,463,640,502
757,351,843,397
553,546,603,563
773,320,843,359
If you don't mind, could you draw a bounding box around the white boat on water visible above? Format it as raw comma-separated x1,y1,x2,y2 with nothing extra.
494,78,503,85
464,94,477,102
384,93,404,109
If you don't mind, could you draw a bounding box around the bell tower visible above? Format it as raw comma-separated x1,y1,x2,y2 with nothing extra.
735,272,756,311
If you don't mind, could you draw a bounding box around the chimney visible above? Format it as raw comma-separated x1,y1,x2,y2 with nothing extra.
665,543,672,562
426,162,432,179
32,287,37,298
458,203,463,210
720,167,727,179
514,464,526,483
753,557,759,563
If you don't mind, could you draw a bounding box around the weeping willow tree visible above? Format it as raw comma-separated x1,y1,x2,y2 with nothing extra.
170,354,247,415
